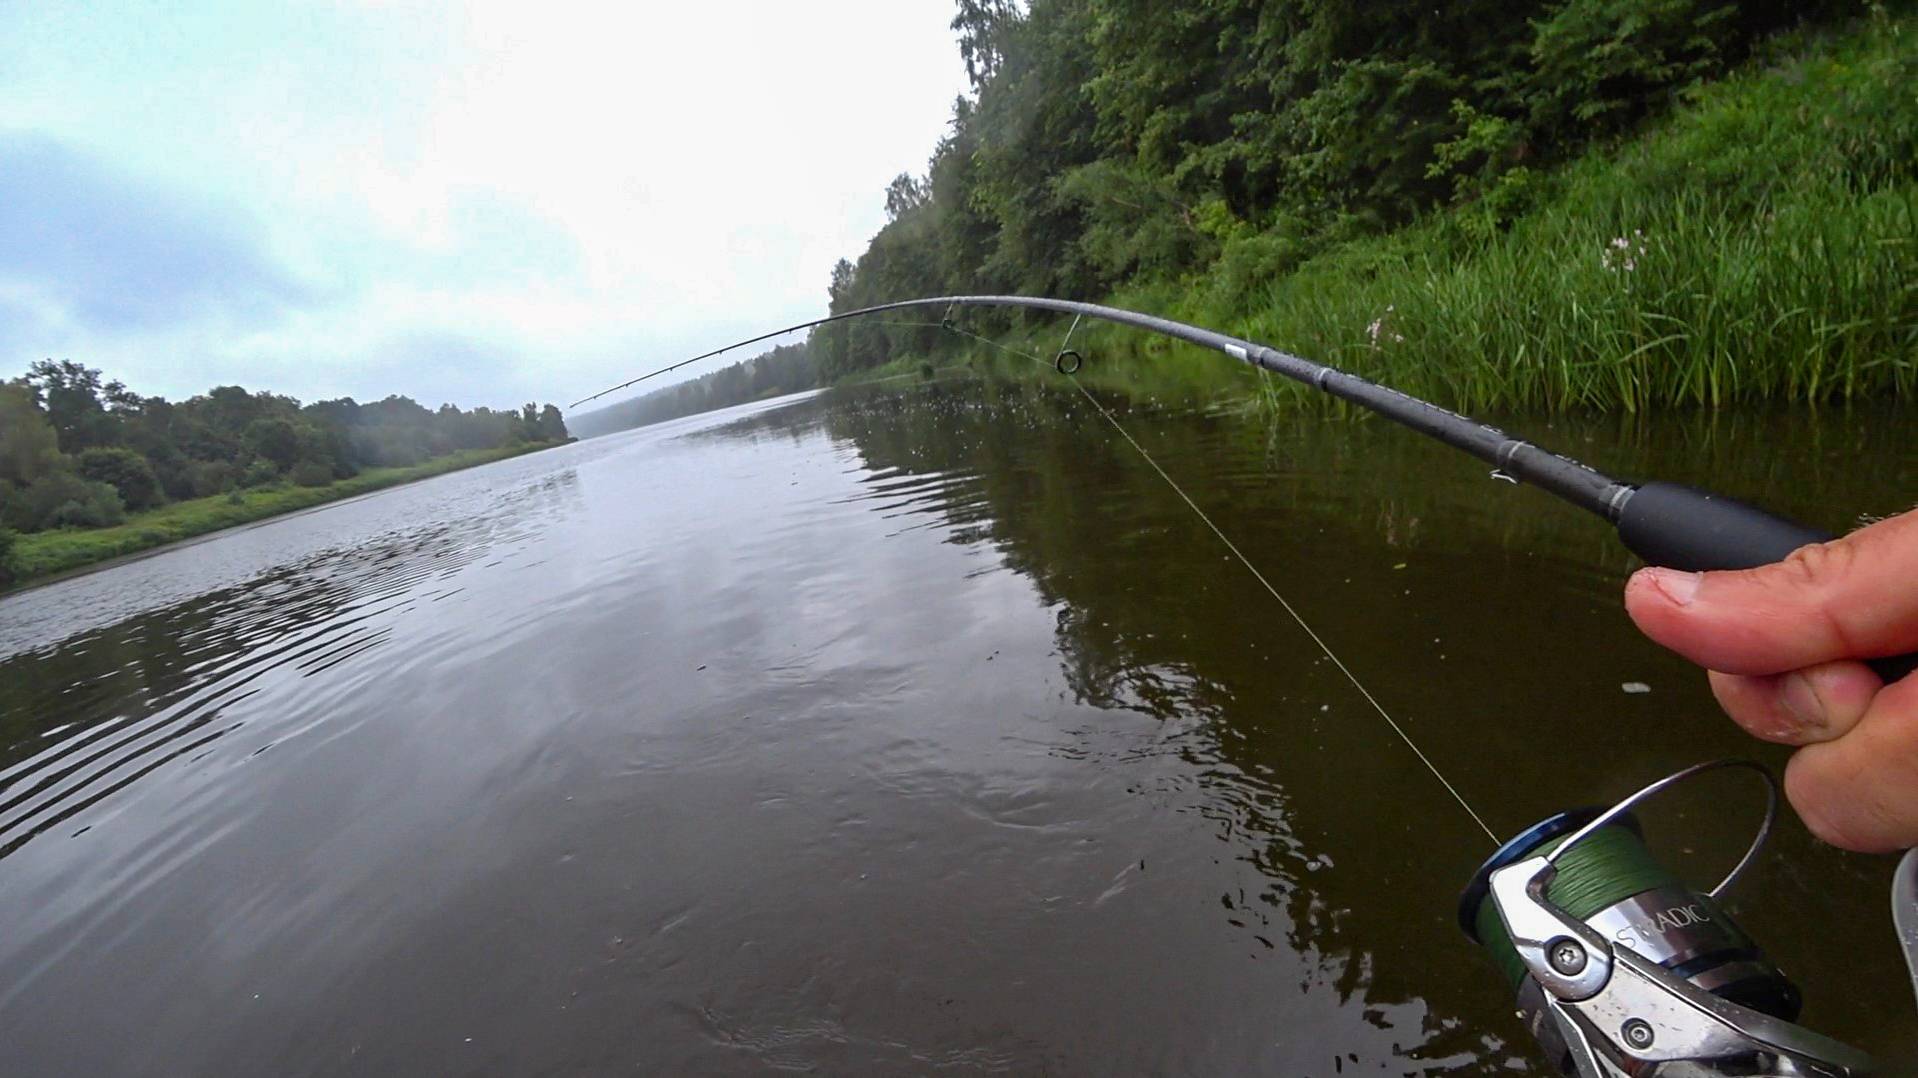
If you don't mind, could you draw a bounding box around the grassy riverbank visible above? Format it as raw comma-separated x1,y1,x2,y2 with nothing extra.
4,442,563,588
570,12,1915,441
828,12,1914,418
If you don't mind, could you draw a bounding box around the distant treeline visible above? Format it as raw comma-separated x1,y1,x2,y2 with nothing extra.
0,359,570,536
569,342,815,438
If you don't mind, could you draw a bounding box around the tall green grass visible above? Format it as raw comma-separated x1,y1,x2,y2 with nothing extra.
1030,14,1917,416
1224,185,1914,414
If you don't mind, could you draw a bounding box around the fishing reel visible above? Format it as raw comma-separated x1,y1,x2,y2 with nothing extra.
1460,760,1878,1076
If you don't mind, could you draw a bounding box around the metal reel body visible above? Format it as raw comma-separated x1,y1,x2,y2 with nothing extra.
1492,854,1871,1075
1478,761,1874,1076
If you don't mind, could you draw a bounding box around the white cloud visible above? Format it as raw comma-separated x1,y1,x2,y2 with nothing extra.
0,0,970,409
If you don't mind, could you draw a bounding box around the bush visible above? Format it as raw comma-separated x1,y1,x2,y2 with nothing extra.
1527,0,1737,136
154,457,197,501
2,471,126,531
0,526,16,586
77,446,163,510
48,486,126,529
289,461,335,488
1207,230,1312,311
241,458,281,488
187,460,239,498
1057,160,1218,285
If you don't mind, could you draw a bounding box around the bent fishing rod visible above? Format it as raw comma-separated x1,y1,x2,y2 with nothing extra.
580,295,1914,1074
579,293,1916,685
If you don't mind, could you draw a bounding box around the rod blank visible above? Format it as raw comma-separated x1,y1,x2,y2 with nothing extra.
574,292,1915,682
573,294,1634,522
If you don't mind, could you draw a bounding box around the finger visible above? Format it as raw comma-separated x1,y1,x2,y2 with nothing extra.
1706,661,1883,745
1625,509,1918,676
1782,674,1918,852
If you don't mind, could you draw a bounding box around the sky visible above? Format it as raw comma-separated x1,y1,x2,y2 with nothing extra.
0,1,971,413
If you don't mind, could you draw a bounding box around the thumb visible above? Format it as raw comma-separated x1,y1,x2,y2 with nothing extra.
1624,509,1918,677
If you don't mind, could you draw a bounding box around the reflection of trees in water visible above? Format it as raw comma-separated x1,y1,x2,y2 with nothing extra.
741,378,1915,1070
0,469,583,860
787,380,1523,1067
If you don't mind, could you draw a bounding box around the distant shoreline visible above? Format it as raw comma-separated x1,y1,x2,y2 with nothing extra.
4,441,567,593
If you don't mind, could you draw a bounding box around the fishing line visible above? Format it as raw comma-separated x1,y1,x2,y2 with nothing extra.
575,294,1906,1070
942,318,1500,845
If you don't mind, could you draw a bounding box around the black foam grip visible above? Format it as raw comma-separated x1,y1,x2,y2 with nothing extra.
1618,481,1915,684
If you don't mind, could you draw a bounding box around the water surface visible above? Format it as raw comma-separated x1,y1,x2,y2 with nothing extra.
2,376,1913,1073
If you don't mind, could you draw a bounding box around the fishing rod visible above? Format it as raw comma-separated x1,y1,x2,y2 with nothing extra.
580,295,1914,1073
580,293,1913,685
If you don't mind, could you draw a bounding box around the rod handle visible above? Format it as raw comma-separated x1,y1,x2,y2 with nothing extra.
1617,481,1916,685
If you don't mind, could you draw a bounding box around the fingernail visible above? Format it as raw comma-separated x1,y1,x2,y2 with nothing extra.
1646,568,1703,606
1779,672,1829,732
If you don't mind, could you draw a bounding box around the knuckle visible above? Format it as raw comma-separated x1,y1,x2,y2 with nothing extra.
1709,673,1794,743
1783,755,1866,849
1777,538,1855,588
1775,539,1864,654
1785,747,1914,853
1711,671,1829,745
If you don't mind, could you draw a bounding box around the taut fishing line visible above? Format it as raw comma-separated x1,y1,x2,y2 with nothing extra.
940,314,1500,845
576,294,1916,1073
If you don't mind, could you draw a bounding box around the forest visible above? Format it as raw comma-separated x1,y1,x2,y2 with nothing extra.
0,359,569,564
578,0,1912,435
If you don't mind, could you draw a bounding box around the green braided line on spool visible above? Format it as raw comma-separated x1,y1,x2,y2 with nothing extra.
1471,824,1684,989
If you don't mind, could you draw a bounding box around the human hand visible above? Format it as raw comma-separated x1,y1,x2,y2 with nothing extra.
1624,508,1918,853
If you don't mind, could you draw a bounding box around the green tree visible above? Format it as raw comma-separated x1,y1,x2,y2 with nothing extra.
1527,0,1739,136
951,0,1021,89
25,359,114,453
883,173,929,221
77,446,163,510
0,383,63,488
244,417,304,472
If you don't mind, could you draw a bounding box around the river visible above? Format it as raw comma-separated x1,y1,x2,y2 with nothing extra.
2,374,1913,1073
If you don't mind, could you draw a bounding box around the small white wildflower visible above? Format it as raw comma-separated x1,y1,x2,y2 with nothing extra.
1366,305,1405,346
1602,231,1649,273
